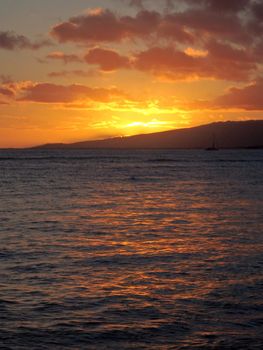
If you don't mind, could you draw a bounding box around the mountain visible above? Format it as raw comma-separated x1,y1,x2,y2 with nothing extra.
32,120,263,149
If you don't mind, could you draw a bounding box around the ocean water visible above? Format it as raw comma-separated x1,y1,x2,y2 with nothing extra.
0,149,263,350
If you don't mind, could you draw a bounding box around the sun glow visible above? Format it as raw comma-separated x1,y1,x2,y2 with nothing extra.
124,119,171,129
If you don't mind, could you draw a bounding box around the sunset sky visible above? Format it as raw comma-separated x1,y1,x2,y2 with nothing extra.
0,0,263,147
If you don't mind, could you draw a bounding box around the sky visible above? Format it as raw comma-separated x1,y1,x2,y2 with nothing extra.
0,0,263,147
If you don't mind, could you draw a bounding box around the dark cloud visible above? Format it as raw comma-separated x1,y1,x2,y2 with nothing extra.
51,9,161,43
206,0,250,13
51,9,128,43
173,9,250,44
251,1,263,21
50,3,253,46
0,31,51,50
85,48,130,71
157,14,194,43
204,40,256,80
51,8,194,45
207,40,254,63
172,0,250,12
247,1,263,36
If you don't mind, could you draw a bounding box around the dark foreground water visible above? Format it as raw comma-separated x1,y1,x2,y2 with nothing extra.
0,149,263,349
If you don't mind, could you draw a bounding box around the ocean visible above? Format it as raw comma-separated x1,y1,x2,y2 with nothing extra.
0,149,263,349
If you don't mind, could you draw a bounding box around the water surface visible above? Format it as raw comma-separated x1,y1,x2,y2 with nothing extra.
0,149,263,349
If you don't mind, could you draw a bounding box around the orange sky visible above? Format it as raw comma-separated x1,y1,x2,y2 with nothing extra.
0,0,263,147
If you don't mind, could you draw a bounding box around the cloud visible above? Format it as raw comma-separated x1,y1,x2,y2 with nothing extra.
51,8,195,45
51,9,161,43
157,14,194,43
50,3,256,47
46,51,82,64
173,0,250,12
251,1,263,21
0,31,51,50
18,82,126,103
0,82,14,104
0,86,14,97
206,0,250,13
133,44,256,81
204,40,256,80
48,3,262,82
51,9,128,43
248,1,263,35
212,79,263,110
84,48,130,71
48,69,98,78
173,8,250,45
134,46,197,79
207,40,254,63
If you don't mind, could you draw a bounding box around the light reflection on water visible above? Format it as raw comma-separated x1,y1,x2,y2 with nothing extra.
0,149,263,349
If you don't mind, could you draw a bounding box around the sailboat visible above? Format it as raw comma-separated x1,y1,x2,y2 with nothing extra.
205,133,219,151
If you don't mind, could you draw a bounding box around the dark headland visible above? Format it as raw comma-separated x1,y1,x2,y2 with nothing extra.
32,120,263,149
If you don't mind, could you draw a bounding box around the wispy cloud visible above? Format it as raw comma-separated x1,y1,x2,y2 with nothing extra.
46,51,82,64
47,69,98,78
0,31,52,50
18,82,126,103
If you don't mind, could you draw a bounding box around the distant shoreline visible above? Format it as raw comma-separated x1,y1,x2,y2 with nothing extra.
0,146,263,151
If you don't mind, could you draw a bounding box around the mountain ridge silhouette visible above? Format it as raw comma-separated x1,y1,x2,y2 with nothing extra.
32,120,263,149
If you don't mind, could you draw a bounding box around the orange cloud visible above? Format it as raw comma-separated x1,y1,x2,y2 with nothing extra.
85,48,130,71
212,79,263,110
18,82,126,103
0,86,14,97
133,45,256,81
